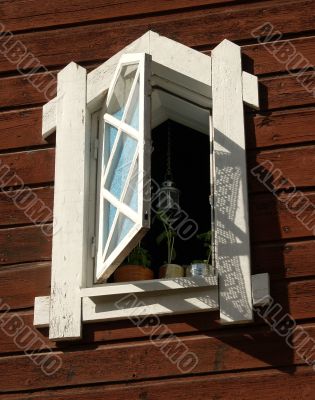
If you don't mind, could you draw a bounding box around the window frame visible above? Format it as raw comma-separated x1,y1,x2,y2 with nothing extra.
34,32,267,341
95,53,151,283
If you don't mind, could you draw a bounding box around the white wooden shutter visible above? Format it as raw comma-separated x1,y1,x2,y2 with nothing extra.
95,53,151,283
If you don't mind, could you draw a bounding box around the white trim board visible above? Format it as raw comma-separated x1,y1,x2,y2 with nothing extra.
35,276,219,326
34,274,269,327
42,31,258,138
211,39,255,324
49,62,89,340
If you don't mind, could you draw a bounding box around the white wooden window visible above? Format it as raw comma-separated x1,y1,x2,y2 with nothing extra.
34,31,268,341
96,53,151,282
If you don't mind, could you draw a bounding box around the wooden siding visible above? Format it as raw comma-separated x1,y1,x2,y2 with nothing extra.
0,0,314,398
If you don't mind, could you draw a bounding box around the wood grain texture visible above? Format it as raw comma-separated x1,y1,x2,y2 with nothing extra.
0,225,51,265
250,191,315,242
0,321,314,392
0,262,51,309
0,108,49,151
242,35,315,76
0,366,313,400
0,73,56,109
273,279,315,319
260,72,315,111
0,148,55,189
249,145,315,192
0,310,52,354
0,186,53,226
0,0,314,74
253,239,315,279
0,0,242,32
247,108,315,149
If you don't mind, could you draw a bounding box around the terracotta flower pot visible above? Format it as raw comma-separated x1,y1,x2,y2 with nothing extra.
159,264,184,278
113,264,154,282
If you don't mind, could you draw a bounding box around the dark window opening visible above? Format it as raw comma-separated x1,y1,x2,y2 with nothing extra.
142,119,212,276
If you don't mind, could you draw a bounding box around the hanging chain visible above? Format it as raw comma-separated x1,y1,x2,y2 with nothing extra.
165,122,172,181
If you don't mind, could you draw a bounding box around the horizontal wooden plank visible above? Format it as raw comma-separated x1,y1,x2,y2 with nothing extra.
0,0,313,74
0,262,45,308
252,239,315,280
0,0,241,32
242,35,315,76
260,71,315,111
272,279,315,320
246,108,315,149
0,310,51,354
0,226,51,266
250,191,315,242
0,365,313,400
0,320,314,391
0,108,51,151
0,73,56,110
0,262,50,309
0,186,53,226
249,145,315,192
0,309,218,354
2,106,45,148
0,148,55,189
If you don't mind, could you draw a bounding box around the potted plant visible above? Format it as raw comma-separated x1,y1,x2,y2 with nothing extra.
186,230,215,277
156,211,184,278
113,242,154,282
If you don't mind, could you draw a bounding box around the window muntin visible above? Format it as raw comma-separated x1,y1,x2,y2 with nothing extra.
95,54,151,283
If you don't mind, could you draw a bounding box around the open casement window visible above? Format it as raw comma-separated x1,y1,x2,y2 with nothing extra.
96,53,151,282
34,31,269,341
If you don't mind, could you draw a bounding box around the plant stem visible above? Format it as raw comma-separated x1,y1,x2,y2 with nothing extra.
170,236,174,264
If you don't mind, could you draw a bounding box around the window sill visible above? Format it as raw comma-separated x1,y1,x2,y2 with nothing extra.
34,276,219,327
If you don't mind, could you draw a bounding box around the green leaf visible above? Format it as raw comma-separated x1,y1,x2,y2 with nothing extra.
156,231,168,246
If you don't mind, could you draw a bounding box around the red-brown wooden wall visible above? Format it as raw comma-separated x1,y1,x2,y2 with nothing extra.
0,0,315,398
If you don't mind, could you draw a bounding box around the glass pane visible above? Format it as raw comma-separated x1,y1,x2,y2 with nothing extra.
102,199,117,254
106,212,135,258
103,124,118,163
125,77,139,130
123,157,138,211
105,132,137,200
107,63,138,121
